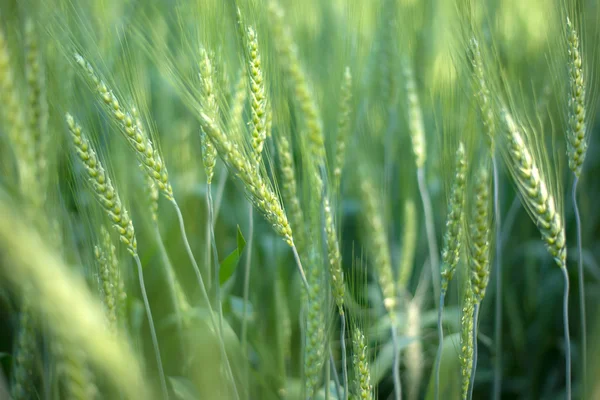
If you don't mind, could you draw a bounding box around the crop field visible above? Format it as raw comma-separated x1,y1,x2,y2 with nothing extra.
0,0,599,399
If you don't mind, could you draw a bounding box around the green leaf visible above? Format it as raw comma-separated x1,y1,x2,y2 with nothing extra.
219,225,246,285
169,376,200,400
425,333,461,400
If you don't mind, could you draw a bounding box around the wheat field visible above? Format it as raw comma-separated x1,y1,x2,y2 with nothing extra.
0,0,599,399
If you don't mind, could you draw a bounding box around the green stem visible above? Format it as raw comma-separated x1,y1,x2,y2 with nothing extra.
434,291,446,400
417,167,439,302
170,199,239,400
561,266,572,400
329,347,343,400
133,254,168,400
341,315,348,400
207,186,224,339
242,202,253,390
572,176,586,398
153,227,185,357
492,155,503,400
391,324,402,400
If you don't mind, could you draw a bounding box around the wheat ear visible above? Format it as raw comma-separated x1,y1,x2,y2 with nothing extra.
268,1,325,166
460,287,475,400
352,327,373,400
53,341,98,400
434,142,467,400
333,67,352,191
245,26,267,166
24,19,49,198
66,114,168,399
0,26,37,201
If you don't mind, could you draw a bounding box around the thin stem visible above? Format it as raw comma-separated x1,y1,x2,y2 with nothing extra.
391,324,402,400
242,202,253,390
207,186,224,338
417,167,439,301
572,176,586,397
170,199,240,400
468,303,481,400
492,155,503,400
434,291,446,400
561,266,572,400
291,244,310,291
213,167,228,223
153,227,185,356
133,254,168,400
329,347,343,400
340,314,348,400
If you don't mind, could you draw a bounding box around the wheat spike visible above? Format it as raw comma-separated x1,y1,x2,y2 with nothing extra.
352,327,373,400
403,58,426,169
469,163,491,304
74,54,173,200
566,18,587,177
502,111,566,267
440,142,467,294
469,39,496,150
66,114,137,255
333,67,352,190
246,27,267,166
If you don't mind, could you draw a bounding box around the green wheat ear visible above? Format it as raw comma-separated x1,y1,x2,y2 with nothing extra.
440,142,467,293
352,326,373,400
73,54,174,201
66,114,137,255
501,110,566,268
565,18,587,177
